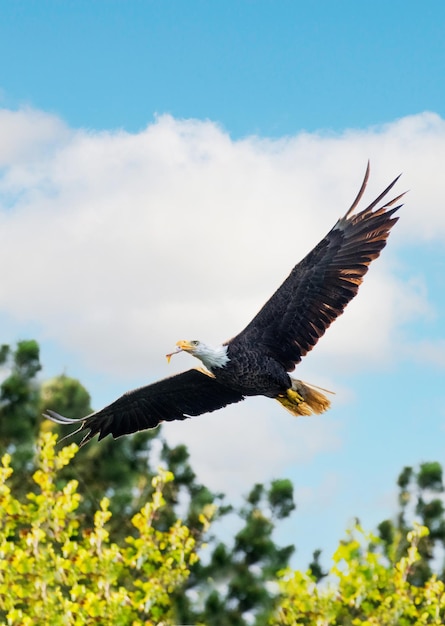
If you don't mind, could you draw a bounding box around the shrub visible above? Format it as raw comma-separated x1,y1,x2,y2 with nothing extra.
0,433,202,626
274,524,445,625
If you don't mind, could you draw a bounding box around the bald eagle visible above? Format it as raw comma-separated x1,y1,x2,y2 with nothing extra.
45,164,404,446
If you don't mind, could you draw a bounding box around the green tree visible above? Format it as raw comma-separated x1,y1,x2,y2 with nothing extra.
40,374,92,420
40,372,167,540
0,340,42,490
176,479,296,626
1,339,300,625
39,359,298,626
0,340,41,445
378,462,445,585
274,523,445,625
0,432,202,626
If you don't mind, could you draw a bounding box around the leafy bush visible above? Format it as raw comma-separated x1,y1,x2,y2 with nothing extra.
0,433,202,625
274,524,445,625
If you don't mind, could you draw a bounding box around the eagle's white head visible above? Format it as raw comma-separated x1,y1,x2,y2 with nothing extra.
166,339,229,371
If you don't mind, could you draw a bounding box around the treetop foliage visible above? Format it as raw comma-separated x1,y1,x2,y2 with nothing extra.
275,524,445,625
3,434,445,625
2,339,445,624
0,432,202,626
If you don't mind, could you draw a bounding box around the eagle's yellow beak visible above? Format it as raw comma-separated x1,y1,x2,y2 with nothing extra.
165,340,194,363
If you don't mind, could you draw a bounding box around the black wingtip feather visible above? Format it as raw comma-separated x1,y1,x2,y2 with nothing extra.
345,161,370,217
344,164,405,221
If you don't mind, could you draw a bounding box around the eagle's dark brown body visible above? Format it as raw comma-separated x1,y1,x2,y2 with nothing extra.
218,343,290,397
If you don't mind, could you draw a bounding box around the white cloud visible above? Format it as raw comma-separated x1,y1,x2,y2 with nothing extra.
1,108,442,374
0,107,70,168
1,107,445,492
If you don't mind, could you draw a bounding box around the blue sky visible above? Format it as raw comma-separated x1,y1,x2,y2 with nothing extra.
1,1,445,571
2,1,444,135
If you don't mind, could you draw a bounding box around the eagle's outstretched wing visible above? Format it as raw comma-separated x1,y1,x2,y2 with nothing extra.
229,164,404,371
44,369,244,445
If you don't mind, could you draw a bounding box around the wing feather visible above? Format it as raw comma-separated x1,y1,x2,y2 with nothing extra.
44,369,245,445
229,165,404,371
